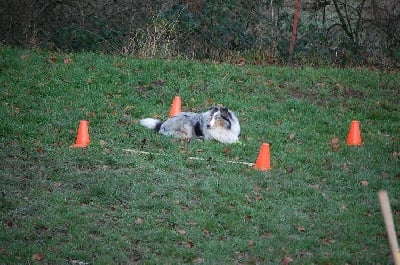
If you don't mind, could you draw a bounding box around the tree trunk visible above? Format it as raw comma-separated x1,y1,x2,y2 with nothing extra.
288,0,301,64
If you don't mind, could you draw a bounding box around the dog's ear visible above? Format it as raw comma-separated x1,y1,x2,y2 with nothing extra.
220,107,229,118
209,106,218,113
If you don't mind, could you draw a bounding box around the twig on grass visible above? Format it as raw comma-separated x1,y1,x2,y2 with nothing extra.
122,148,255,167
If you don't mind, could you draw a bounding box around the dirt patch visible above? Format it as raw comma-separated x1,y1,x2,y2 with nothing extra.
332,84,365,99
289,84,365,106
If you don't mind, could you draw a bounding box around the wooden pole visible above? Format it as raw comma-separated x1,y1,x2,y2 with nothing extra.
378,190,400,265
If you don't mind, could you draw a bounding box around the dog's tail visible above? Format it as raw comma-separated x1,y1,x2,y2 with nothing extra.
139,118,162,132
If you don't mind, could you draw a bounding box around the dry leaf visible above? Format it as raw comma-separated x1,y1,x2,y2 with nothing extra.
365,210,373,217
253,185,262,192
330,137,340,151
280,256,293,265
222,146,232,154
265,80,274,86
20,54,30,60
152,79,166,87
203,229,211,235
308,184,320,190
46,56,58,63
360,180,369,186
64,58,73,64
186,241,195,248
177,229,186,235
262,232,272,238
135,218,143,225
5,221,17,227
103,148,111,154
53,182,62,189
193,257,205,263
298,226,306,232
32,252,44,261
322,238,336,245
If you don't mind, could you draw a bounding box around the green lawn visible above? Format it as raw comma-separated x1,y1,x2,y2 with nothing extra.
1,46,399,264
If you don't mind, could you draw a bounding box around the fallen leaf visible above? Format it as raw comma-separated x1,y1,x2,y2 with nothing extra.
222,146,232,154
177,229,186,235
365,210,374,217
360,180,369,186
64,57,73,64
135,218,143,225
5,221,17,227
20,54,30,60
248,240,255,246
152,79,166,87
265,80,274,86
193,257,204,263
308,184,320,190
186,241,195,248
114,62,124,68
203,229,211,235
330,137,340,151
280,256,293,265
255,195,263,201
32,252,44,261
322,238,336,245
289,133,296,140
46,56,58,63
298,226,306,232
262,232,272,238
103,148,111,154
70,260,89,265
286,167,295,174
253,185,262,192
53,182,62,189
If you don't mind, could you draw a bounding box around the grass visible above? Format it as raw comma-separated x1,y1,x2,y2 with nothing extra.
0,46,399,264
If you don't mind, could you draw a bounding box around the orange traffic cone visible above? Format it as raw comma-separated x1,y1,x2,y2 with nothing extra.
169,96,182,117
71,120,90,148
254,143,271,171
346,120,362,146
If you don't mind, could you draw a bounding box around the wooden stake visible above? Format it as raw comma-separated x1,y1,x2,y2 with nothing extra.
378,190,400,265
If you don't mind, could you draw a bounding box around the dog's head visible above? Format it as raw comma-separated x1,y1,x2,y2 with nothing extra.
206,106,233,130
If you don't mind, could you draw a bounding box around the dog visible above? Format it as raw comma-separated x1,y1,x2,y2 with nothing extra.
139,106,240,144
